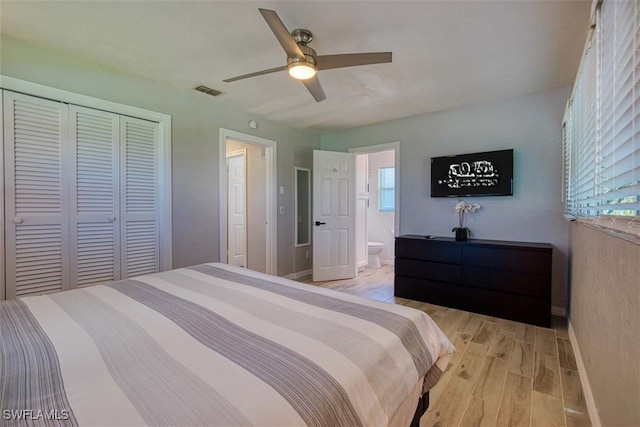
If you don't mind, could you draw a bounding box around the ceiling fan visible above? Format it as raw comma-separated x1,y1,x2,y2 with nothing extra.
223,8,392,102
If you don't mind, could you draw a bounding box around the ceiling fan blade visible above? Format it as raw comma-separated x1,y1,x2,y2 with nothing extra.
259,8,305,59
316,52,392,71
223,65,287,83
301,75,326,102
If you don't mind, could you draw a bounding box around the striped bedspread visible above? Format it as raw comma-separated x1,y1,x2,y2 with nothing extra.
1,263,455,426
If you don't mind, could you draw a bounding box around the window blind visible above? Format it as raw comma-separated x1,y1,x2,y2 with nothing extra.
564,0,639,229
562,120,574,215
596,0,639,216
570,35,598,217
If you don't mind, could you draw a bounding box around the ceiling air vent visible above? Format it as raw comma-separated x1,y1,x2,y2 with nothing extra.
195,85,222,96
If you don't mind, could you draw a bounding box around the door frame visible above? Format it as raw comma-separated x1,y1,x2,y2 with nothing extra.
348,142,400,239
354,153,369,270
219,128,277,275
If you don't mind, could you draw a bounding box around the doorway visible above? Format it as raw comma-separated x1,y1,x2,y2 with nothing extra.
226,149,247,267
349,143,399,271
312,150,357,282
219,129,277,274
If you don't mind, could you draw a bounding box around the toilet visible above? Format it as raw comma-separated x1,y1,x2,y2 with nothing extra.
367,241,384,268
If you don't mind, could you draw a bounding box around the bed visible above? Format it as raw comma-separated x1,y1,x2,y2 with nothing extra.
1,263,455,426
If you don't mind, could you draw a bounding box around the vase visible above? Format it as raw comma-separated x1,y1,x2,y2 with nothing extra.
455,228,468,241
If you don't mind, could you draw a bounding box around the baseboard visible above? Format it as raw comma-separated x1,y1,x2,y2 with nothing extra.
551,306,566,317
381,259,395,266
568,321,601,427
283,269,311,280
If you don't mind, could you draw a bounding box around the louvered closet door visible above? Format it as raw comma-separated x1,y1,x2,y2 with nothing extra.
69,105,121,287
3,92,70,298
120,116,160,277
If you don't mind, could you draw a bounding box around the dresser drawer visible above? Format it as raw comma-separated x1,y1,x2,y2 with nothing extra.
462,246,552,275
395,276,462,308
462,266,550,298
461,287,551,327
396,258,461,283
395,239,461,264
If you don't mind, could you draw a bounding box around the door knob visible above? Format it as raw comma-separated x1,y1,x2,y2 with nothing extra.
314,221,326,226
107,215,116,222
13,217,23,224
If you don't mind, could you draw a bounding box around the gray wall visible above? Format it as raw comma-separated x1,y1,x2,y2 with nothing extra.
569,222,640,427
321,86,571,309
0,34,320,276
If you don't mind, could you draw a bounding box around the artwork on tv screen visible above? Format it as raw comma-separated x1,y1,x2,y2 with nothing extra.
431,149,513,197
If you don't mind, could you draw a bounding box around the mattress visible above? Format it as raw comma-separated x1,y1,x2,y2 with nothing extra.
0,263,455,426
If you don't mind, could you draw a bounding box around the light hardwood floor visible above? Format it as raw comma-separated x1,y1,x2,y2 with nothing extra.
297,265,591,427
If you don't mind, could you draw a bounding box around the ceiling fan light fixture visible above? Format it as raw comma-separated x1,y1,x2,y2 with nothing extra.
288,61,317,80
222,9,392,102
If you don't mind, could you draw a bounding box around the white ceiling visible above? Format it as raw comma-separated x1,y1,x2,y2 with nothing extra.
1,0,591,134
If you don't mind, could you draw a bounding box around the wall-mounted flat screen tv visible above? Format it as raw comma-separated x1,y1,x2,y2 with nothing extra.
431,149,513,197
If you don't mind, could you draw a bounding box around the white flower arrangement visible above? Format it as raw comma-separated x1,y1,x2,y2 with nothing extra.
453,200,482,233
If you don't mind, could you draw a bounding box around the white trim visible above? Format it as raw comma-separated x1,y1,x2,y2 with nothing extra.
0,77,172,272
551,306,567,317
284,269,312,280
380,259,395,266
568,321,601,427
348,142,400,237
219,128,277,275
589,0,599,25
155,112,173,272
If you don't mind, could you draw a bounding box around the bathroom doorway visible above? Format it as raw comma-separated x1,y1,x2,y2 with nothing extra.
350,143,399,272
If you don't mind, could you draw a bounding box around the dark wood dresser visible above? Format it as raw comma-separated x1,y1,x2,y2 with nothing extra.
395,235,552,327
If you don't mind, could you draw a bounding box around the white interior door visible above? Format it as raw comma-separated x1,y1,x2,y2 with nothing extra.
3,91,71,298
312,150,356,282
227,152,246,267
120,116,160,278
69,105,121,287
